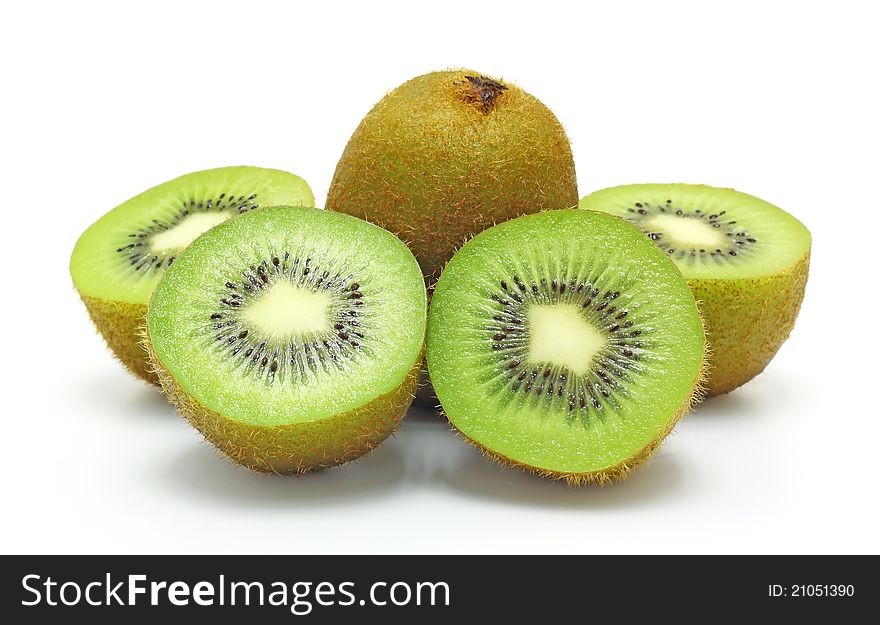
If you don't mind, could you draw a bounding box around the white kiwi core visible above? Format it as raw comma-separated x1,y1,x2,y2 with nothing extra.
526,304,606,376
150,212,233,253
242,281,333,340
645,213,726,249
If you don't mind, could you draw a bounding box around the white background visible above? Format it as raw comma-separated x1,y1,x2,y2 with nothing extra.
1,0,877,555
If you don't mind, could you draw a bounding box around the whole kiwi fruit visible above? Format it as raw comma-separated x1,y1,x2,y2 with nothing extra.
326,69,579,284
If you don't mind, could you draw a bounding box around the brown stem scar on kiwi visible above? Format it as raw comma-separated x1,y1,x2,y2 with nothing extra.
461,75,509,112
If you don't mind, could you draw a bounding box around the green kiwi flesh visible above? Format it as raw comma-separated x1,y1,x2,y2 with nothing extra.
70,166,315,382
579,184,811,395
146,206,426,473
426,209,706,484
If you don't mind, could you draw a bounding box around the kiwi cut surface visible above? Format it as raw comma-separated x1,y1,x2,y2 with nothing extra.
579,184,810,395
70,166,314,383
146,206,426,473
326,69,578,284
426,209,706,484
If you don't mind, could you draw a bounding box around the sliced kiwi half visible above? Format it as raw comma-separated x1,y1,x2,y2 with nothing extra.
70,166,314,383
426,209,706,484
579,184,810,395
145,206,426,473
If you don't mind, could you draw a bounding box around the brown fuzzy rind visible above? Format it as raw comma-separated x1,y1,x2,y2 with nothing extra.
145,333,421,474
690,251,810,396
326,69,578,284
77,292,157,384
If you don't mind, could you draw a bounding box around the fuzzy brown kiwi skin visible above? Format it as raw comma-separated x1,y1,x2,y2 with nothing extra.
326,69,579,284
437,313,711,486
77,291,158,385
692,251,810,396
145,331,422,474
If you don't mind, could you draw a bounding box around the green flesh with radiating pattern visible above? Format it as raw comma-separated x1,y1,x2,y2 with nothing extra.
71,166,314,304
580,184,811,396
148,206,426,426
579,184,810,280
427,209,705,475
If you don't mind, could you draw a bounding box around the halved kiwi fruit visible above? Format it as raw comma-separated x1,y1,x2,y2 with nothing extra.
70,166,314,383
426,209,706,484
579,184,810,395
145,206,426,473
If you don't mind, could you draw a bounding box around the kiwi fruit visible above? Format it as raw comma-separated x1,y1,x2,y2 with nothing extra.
579,184,810,396
326,69,578,284
426,209,706,484
70,166,314,383
145,206,426,473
